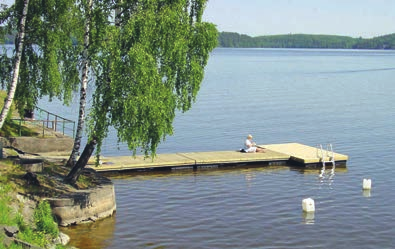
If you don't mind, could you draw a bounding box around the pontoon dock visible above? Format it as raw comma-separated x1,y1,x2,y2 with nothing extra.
88,143,348,173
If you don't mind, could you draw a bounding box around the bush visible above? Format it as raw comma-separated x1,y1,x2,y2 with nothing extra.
34,201,59,238
0,183,13,226
0,200,13,225
17,227,47,247
16,201,59,247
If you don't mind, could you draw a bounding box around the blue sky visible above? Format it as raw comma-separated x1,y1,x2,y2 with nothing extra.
203,0,395,38
1,0,394,38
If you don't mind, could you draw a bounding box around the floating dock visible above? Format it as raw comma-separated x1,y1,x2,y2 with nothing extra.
89,143,348,173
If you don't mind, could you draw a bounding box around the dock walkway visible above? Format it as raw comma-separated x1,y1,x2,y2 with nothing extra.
89,143,348,173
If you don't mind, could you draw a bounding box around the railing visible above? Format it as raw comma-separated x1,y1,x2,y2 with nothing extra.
13,107,76,138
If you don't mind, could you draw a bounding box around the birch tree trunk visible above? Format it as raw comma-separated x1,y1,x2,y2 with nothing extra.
0,0,29,129
66,0,93,167
64,137,97,184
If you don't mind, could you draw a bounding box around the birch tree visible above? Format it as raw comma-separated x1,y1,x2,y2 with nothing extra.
65,0,218,184
66,0,93,167
0,0,81,123
0,0,29,129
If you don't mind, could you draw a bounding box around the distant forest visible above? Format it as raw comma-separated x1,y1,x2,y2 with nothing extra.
218,32,395,49
2,29,395,49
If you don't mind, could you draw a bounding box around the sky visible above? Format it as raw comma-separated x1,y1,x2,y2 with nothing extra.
1,0,394,38
203,0,395,38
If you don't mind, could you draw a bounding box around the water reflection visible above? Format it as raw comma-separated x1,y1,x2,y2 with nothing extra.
302,211,315,225
60,215,116,249
318,163,336,187
244,170,256,189
362,190,372,198
290,166,347,175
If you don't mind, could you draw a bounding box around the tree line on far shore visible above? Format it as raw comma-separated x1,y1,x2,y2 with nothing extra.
217,32,395,49
3,29,395,50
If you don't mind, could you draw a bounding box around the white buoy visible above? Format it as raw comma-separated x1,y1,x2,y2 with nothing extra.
363,179,372,190
302,198,315,212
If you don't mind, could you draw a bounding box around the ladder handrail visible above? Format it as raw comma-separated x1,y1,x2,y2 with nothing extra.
318,143,336,180
318,143,336,166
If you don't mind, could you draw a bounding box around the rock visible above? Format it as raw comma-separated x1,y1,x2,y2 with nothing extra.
16,194,37,225
52,232,70,246
4,225,19,237
18,158,44,173
89,216,98,222
2,236,14,247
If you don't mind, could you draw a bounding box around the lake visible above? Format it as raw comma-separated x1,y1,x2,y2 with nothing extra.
44,48,395,248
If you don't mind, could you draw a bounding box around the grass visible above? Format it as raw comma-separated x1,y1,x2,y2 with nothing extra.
0,92,95,248
16,200,59,247
0,184,13,225
0,119,40,137
0,90,40,137
34,201,59,238
0,177,61,248
0,160,77,248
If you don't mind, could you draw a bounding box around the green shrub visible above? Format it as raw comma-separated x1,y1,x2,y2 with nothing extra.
34,201,59,238
0,200,13,225
0,183,14,226
17,227,47,247
14,213,26,232
0,240,24,249
16,201,60,248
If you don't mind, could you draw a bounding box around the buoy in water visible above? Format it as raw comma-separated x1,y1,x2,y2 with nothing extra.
302,198,315,212
363,179,372,190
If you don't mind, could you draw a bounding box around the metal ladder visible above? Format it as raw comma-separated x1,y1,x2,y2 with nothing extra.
319,143,336,167
318,144,336,179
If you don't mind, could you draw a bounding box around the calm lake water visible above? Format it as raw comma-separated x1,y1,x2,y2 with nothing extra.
45,48,395,248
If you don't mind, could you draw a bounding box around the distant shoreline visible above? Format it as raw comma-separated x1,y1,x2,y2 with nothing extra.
217,32,395,50
2,31,395,50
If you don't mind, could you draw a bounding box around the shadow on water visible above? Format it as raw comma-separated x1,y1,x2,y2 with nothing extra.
106,164,294,180
103,162,349,181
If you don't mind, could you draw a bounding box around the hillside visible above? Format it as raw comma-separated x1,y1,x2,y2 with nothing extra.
218,32,395,49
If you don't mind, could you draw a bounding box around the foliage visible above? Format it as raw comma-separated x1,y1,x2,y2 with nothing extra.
0,91,39,137
2,0,217,183
33,201,59,238
86,0,218,159
17,227,48,247
0,119,39,137
76,173,95,188
0,197,13,225
217,32,395,49
0,241,23,249
353,33,395,49
0,174,60,248
0,0,81,117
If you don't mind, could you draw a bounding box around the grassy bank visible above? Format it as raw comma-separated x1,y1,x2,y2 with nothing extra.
0,160,63,248
0,91,96,248
0,155,95,248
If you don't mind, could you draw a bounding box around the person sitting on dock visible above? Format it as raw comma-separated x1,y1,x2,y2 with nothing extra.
243,134,265,153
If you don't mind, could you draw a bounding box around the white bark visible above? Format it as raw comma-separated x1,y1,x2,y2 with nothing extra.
0,0,29,129
67,0,93,167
